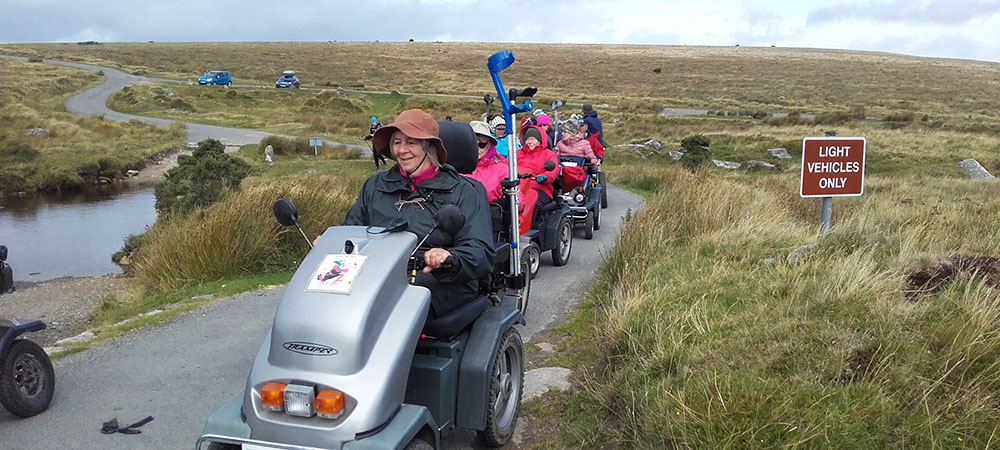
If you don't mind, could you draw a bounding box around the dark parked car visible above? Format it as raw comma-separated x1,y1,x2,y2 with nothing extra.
275,70,300,88
198,71,232,86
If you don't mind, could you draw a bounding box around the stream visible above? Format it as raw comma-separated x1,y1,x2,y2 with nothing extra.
0,186,157,281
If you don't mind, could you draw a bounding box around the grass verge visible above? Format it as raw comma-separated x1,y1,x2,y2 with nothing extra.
529,158,1000,448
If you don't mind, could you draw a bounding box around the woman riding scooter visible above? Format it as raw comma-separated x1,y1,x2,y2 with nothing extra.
516,126,559,235
337,109,495,319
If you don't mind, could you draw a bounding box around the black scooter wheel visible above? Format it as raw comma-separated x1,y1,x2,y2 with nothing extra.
525,241,541,280
404,438,434,450
512,252,532,314
593,202,602,231
551,216,573,266
478,327,524,448
599,171,608,208
583,212,595,240
0,339,55,418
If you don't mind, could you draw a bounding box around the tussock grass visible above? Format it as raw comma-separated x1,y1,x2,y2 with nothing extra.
131,163,370,291
543,161,1000,447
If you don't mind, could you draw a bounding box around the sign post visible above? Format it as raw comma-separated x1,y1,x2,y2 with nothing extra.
309,137,323,157
799,137,866,234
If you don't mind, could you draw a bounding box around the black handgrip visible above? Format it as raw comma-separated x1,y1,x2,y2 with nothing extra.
443,255,456,267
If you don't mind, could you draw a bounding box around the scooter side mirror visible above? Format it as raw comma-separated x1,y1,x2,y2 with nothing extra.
543,160,556,171
435,205,466,235
273,198,299,227
483,94,494,105
552,100,563,110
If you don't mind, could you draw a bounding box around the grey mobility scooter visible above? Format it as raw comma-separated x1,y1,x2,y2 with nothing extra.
197,117,530,449
0,245,56,418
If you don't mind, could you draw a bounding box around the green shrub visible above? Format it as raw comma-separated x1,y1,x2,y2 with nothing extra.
154,138,251,214
680,134,711,172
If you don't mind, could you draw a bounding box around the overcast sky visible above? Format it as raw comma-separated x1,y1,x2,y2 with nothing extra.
3,0,1000,62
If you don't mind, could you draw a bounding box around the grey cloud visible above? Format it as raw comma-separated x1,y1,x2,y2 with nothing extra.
848,32,988,60
0,0,596,44
807,0,1000,25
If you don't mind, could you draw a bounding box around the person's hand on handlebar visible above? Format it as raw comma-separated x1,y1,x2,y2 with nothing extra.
422,248,453,273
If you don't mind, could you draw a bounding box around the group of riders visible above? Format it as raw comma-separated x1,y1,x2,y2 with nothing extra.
348,103,606,320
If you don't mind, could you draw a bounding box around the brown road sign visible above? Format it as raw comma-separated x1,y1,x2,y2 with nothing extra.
800,137,866,197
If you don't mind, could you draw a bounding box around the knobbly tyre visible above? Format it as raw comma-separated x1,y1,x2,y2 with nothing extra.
0,319,55,418
0,245,56,418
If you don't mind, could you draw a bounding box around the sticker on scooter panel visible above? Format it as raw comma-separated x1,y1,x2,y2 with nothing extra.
283,341,339,356
306,254,367,294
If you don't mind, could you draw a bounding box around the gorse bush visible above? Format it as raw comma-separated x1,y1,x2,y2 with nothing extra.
154,138,251,214
680,134,711,172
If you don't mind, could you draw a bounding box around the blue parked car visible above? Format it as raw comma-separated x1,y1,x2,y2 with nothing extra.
275,70,300,88
198,71,232,87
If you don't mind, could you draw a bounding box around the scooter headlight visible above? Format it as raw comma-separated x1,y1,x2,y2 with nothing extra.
573,193,585,203
283,384,316,417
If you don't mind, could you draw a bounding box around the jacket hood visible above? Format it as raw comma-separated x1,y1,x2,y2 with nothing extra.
518,125,550,151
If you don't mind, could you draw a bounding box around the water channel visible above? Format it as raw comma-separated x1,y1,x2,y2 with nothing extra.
0,186,157,282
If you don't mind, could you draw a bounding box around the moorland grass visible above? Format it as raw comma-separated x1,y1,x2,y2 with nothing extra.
538,156,1000,447
130,160,371,292
0,58,185,195
9,42,1000,447
6,42,1000,123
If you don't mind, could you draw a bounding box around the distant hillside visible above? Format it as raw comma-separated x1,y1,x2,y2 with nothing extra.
4,42,1000,121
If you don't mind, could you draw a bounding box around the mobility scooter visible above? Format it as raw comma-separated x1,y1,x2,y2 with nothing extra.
0,245,56,419
197,51,537,450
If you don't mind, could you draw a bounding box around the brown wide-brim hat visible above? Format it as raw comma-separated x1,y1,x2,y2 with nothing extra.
372,109,447,164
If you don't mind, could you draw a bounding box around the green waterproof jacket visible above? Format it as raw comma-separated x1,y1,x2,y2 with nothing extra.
343,164,495,316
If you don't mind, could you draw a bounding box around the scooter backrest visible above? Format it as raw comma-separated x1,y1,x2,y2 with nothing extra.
438,121,478,175
0,245,6,261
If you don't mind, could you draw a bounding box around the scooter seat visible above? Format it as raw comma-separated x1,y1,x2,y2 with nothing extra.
423,295,489,338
